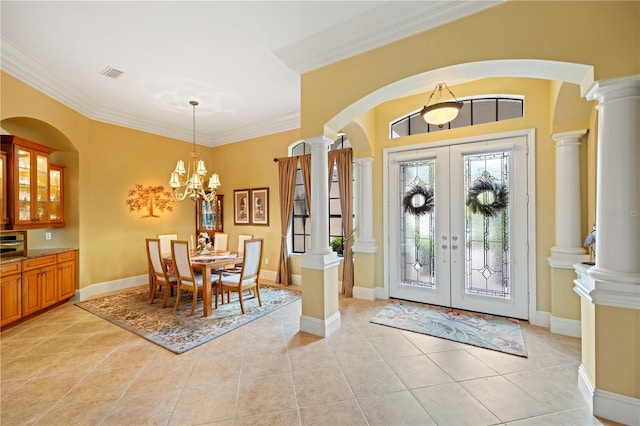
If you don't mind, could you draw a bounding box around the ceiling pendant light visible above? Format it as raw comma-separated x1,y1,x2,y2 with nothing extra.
169,100,220,202
420,82,463,128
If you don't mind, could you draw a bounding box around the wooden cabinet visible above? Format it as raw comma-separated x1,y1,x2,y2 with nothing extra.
196,194,223,239
1,135,64,229
1,151,7,227
56,251,76,299
22,255,57,316
1,250,77,327
0,261,22,326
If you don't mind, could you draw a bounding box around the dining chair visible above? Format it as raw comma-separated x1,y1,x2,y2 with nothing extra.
217,238,263,314
171,239,205,315
213,232,228,252
221,233,253,276
146,238,177,306
157,233,178,257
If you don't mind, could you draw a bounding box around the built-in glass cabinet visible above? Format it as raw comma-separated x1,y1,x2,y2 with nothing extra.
196,194,223,239
1,135,65,229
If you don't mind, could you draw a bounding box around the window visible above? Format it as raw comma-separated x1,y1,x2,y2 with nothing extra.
391,96,524,138
291,135,350,254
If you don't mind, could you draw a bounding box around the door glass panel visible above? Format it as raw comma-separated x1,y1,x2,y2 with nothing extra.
49,169,61,220
463,151,510,298
400,160,436,288
18,149,31,221
36,154,48,220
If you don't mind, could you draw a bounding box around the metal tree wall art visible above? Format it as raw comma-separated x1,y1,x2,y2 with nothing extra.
126,184,175,218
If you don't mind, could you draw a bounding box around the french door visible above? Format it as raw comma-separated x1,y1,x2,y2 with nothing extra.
388,135,529,319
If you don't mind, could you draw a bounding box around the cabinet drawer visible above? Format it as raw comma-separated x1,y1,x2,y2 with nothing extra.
56,251,76,262
23,255,56,271
0,261,22,277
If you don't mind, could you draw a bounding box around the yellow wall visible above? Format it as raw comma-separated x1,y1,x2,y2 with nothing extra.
1,71,300,288
204,128,301,273
551,268,581,321
301,1,639,138
596,305,640,398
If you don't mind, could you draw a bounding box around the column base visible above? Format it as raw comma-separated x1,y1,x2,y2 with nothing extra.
587,266,640,309
548,247,589,268
300,311,341,337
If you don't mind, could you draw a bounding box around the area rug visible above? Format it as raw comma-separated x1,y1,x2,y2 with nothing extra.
75,286,300,354
370,302,528,357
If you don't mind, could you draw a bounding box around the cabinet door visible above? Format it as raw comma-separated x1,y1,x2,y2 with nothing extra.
1,274,22,326
49,165,64,225
22,269,41,315
57,259,76,300
41,265,57,308
15,148,33,227
1,151,7,228
14,147,50,227
196,194,223,238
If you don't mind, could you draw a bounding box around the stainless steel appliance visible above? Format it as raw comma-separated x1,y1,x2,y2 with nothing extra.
0,230,26,258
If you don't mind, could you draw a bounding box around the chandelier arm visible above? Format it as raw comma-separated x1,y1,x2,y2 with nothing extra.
443,83,460,102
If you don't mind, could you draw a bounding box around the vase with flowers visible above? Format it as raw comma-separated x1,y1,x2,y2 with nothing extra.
195,232,213,255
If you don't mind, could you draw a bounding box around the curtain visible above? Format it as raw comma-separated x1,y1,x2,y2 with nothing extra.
276,156,298,285
299,154,311,214
329,148,354,296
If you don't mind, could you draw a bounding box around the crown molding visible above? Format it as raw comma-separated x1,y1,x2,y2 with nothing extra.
274,1,502,74
2,37,298,147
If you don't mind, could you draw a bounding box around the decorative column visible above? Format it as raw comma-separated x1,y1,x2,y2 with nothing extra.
308,136,333,256
548,129,589,267
299,135,341,337
352,157,378,300
572,75,640,426
352,158,377,252
585,76,640,293
548,130,589,337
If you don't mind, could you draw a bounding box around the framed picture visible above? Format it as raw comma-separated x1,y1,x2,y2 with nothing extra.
251,187,269,226
233,189,250,225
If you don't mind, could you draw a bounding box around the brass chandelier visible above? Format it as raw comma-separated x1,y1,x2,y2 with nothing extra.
169,100,220,202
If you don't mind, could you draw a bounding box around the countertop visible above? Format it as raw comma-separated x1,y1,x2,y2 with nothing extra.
0,247,78,265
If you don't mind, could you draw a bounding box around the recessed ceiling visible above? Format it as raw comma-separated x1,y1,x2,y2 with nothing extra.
1,1,501,147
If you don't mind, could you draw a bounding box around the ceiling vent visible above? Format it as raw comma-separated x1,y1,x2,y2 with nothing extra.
100,66,124,79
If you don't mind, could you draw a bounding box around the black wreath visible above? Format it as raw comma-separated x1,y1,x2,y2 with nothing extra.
466,178,509,218
403,185,434,217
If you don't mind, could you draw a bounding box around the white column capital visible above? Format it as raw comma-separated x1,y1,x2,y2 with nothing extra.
585,74,640,102
307,135,334,148
355,157,373,168
552,129,588,147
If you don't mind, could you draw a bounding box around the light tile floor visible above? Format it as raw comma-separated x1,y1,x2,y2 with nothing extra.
1,285,618,425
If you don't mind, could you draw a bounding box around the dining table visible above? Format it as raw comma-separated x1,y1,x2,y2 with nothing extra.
164,251,241,317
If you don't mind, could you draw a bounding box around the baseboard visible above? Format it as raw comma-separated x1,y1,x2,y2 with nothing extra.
578,363,640,425
299,311,341,337
72,274,147,302
550,315,581,337
578,364,594,410
375,286,389,300
594,388,640,425
530,310,551,328
290,273,302,285
259,269,277,283
353,285,376,301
